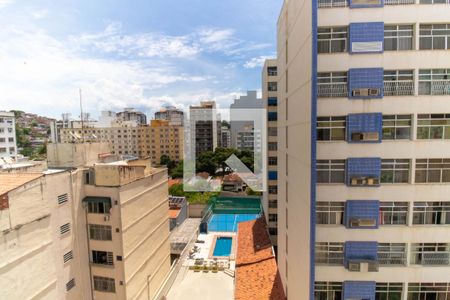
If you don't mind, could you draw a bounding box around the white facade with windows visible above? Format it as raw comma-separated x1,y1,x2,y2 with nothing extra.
0,111,17,158
277,0,450,299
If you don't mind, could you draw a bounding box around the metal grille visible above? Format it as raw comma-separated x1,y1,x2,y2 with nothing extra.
63,251,73,263
60,223,71,235
57,193,68,204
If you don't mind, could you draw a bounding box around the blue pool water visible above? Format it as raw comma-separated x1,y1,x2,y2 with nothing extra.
208,213,259,232
213,237,233,256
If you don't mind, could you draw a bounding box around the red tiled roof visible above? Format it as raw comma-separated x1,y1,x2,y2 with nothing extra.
235,217,286,300
223,172,243,183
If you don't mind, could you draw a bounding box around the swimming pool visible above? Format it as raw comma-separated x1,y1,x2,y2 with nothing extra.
208,213,259,232
212,237,233,257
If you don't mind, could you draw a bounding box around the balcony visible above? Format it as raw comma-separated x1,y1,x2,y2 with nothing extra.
318,84,348,98
383,81,414,96
318,0,348,7
385,0,415,4
378,253,407,266
419,81,450,96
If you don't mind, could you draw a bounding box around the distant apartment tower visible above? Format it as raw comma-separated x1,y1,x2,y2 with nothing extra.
229,91,264,148
220,126,231,148
277,1,450,299
0,111,17,158
139,119,183,165
154,106,184,126
0,143,171,300
116,108,147,125
262,59,278,247
189,101,218,156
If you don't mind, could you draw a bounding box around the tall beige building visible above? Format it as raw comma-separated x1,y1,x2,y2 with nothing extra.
0,143,171,300
262,59,279,247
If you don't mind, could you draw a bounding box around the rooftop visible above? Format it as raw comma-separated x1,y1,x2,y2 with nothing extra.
235,217,285,300
0,173,43,195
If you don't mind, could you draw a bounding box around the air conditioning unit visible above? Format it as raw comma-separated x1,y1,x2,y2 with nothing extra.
352,0,382,4
369,88,381,96
366,177,380,186
368,261,379,272
348,261,361,272
350,218,377,228
350,177,367,186
352,88,369,97
348,260,379,272
351,132,379,142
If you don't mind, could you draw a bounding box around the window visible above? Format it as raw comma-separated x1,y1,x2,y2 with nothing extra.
420,24,450,50
269,214,278,222
58,193,68,205
268,157,278,166
91,250,114,266
269,200,277,208
410,243,450,265
413,202,450,225
316,202,344,225
382,115,411,140
417,114,450,139
268,142,277,151
0,138,5,142
375,282,403,300
420,0,450,3
268,97,277,106
384,25,413,51
93,276,116,293
268,127,277,136
87,200,111,214
269,228,278,235
317,160,345,183
66,278,75,291
318,27,347,53
317,72,348,98
268,82,277,91
63,251,73,263
378,243,407,266
317,116,346,141
419,69,450,95
381,159,410,183
268,185,278,194
314,282,342,300
415,158,450,183
315,242,344,265
89,224,112,241
385,0,415,4
379,202,408,225
268,112,278,121
60,223,71,235
383,70,414,96
8,137,13,142
408,283,450,300
267,66,277,76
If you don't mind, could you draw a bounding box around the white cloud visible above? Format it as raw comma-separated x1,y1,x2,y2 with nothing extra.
243,55,275,69
0,0,13,9
31,9,48,19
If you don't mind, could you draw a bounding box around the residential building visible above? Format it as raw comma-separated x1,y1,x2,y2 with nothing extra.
277,1,450,299
230,91,264,148
189,101,218,156
116,108,147,125
0,111,17,158
220,126,231,148
235,124,262,153
138,119,183,165
262,59,279,247
155,106,184,126
0,143,171,300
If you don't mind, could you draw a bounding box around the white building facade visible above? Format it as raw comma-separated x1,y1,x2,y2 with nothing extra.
0,111,17,158
277,0,450,299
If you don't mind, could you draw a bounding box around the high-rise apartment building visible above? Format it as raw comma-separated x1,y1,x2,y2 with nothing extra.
0,143,171,300
138,119,183,165
262,59,279,247
189,101,218,156
116,108,147,125
0,111,17,158
220,126,231,148
154,107,184,126
277,1,450,299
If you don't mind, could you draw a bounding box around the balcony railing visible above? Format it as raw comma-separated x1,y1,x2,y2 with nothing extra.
419,81,450,95
384,81,414,96
385,0,415,4
318,84,348,98
421,253,450,265
318,0,348,7
378,253,407,266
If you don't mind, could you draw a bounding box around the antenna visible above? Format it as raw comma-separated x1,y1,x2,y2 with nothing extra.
79,88,85,143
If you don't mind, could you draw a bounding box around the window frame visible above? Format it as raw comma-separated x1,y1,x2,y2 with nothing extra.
380,159,410,184
384,25,414,51
317,116,346,141
316,201,344,225
415,158,450,183
317,160,346,184
382,115,412,140
318,27,348,53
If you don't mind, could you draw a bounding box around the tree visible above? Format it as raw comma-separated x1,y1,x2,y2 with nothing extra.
170,161,184,178
212,147,237,175
160,154,171,166
196,151,217,175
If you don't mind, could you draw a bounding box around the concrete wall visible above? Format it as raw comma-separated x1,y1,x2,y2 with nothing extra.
47,143,110,168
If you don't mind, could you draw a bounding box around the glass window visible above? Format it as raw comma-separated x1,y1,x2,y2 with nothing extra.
314,281,342,300
384,25,414,51
91,250,114,266
378,244,407,266
383,70,414,96
267,66,277,76
318,72,348,98
318,27,348,53
417,114,450,139
93,276,116,293
382,115,411,140
268,82,278,91
317,116,346,141
380,202,408,225
420,24,450,50
316,202,344,225
89,224,112,241
317,160,345,183
410,243,450,265
88,200,112,214
413,202,450,225
375,282,403,300
408,283,450,300
381,159,410,183
415,158,450,183
315,242,344,265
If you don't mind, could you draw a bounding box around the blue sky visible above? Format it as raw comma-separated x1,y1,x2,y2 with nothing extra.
0,0,282,120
